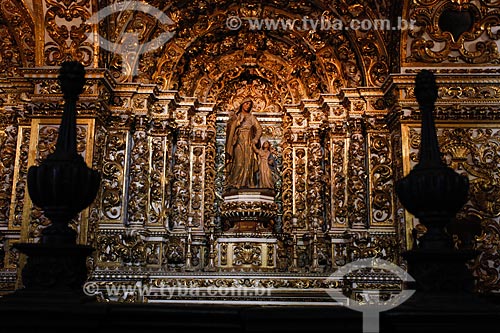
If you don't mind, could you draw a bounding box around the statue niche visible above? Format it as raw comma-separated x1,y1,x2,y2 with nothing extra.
221,98,278,233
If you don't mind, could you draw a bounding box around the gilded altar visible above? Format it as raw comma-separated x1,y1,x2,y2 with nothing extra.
1,0,500,302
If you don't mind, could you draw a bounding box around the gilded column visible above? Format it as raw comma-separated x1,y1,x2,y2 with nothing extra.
323,95,350,268
344,90,369,229
170,102,193,232
126,115,150,227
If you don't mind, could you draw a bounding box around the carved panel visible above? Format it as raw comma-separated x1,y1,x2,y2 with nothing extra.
148,135,169,227
170,129,190,230
404,0,500,65
0,24,22,77
127,118,149,227
402,122,500,292
367,132,394,226
189,146,205,228
8,126,30,230
22,119,94,243
329,136,349,229
307,130,324,228
216,238,277,271
0,125,17,226
233,243,262,267
347,120,368,228
293,147,308,229
100,129,129,224
96,230,161,267
44,0,93,66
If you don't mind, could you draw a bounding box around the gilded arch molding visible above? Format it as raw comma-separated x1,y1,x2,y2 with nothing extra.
95,1,391,90
0,0,35,76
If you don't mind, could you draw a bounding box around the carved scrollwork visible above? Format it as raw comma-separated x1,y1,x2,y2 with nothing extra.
127,118,149,226
165,237,185,267
96,230,159,266
0,0,35,71
349,232,399,263
44,0,93,66
0,24,22,77
190,146,205,227
294,147,308,229
233,243,262,266
405,0,500,64
307,130,324,228
329,136,348,228
406,124,500,291
220,201,278,232
438,85,500,100
472,217,500,292
368,133,394,225
170,129,190,230
347,120,368,228
203,112,217,230
281,114,293,233
9,127,30,229
148,2,390,93
101,130,128,222
0,126,17,224
148,136,168,226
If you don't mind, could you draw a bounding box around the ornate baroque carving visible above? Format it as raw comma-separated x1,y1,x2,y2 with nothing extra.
405,0,500,64
368,132,394,226
101,128,128,223
0,125,17,225
347,119,368,228
0,0,35,71
170,129,190,230
405,124,500,291
127,117,149,226
44,0,93,66
8,127,30,229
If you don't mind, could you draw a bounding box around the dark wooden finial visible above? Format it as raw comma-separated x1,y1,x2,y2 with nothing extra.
414,70,444,168
59,61,86,101
52,61,86,159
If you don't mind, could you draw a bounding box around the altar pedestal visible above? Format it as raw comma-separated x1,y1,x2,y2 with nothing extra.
218,189,278,271
216,237,278,271
221,189,277,231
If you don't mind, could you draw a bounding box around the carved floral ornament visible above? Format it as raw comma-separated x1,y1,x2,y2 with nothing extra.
405,0,500,64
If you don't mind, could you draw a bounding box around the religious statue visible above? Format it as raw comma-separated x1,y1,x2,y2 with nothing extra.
225,98,263,189
253,140,277,189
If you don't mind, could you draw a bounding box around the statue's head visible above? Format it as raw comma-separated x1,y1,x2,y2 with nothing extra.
239,97,253,112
